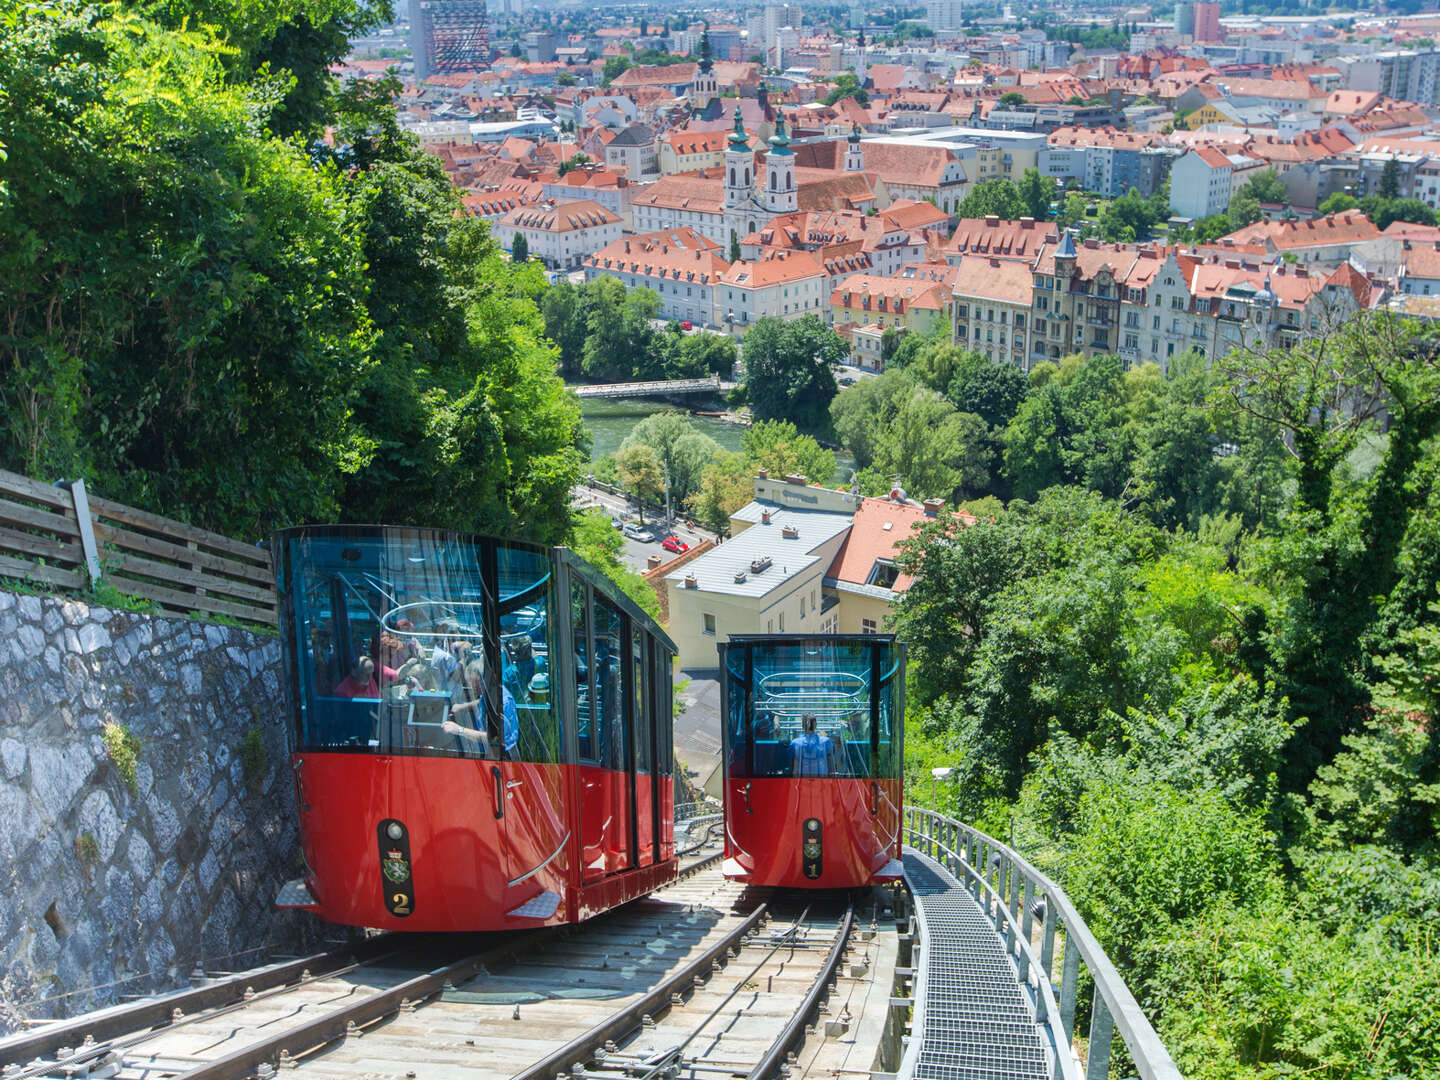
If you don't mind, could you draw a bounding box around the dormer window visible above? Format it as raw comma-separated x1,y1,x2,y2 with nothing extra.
866,559,900,589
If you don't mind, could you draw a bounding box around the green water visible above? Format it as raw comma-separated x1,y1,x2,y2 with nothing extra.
578,396,854,486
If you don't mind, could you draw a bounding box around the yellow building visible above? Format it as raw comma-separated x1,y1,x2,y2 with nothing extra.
662,474,959,668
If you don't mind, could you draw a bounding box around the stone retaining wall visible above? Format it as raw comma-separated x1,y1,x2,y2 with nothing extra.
0,590,317,1030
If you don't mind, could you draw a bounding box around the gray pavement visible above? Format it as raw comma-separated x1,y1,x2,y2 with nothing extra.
572,484,716,574
675,669,722,785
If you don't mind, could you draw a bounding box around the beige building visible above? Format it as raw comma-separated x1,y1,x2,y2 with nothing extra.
498,200,623,270
663,475,960,668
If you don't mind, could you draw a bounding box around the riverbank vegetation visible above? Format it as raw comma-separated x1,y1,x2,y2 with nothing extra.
592,416,837,533
894,313,1440,1076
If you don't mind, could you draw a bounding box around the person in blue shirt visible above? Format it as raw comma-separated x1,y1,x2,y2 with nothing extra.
443,659,519,758
790,715,835,777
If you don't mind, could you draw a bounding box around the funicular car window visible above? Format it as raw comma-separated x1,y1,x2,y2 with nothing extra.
593,595,627,772
727,639,889,779
282,533,559,761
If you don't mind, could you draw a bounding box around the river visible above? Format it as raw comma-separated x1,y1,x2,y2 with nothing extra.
578,396,855,487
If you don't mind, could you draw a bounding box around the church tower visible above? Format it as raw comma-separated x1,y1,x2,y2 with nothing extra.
690,29,718,110
724,105,753,211
856,29,869,90
765,115,797,214
845,122,864,171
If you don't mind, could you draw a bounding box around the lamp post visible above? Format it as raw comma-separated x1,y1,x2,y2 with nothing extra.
930,766,954,812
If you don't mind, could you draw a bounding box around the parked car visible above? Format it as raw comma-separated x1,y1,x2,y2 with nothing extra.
681,321,694,331
623,523,655,542
611,516,624,530
661,535,689,554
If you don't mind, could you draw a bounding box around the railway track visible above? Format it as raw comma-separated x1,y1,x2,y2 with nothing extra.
0,843,880,1080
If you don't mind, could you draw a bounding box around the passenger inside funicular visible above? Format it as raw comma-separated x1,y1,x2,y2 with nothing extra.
283,533,562,765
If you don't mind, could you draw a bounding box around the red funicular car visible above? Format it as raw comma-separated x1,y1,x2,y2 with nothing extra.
270,525,678,931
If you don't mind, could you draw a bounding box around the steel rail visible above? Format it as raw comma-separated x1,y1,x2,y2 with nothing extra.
176,934,548,1080
0,937,395,1069
745,902,854,1080
509,900,773,1080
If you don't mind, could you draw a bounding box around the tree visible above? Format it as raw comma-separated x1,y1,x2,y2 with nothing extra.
740,316,844,429
1193,214,1233,244
671,332,737,378
601,56,632,86
1238,168,1287,205
741,421,837,487
1380,156,1402,199
1319,192,1359,215
620,411,721,501
581,277,661,379
1228,191,1263,229
955,179,1027,221
540,281,587,373
1056,191,1089,229
823,73,869,106
1018,167,1053,220
1100,186,1163,241
512,231,529,262
872,386,992,499
729,231,742,263
1359,195,1437,229
616,443,665,519
688,451,753,533
999,90,1028,106
558,152,591,175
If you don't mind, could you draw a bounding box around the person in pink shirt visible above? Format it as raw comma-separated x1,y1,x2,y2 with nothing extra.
334,656,379,698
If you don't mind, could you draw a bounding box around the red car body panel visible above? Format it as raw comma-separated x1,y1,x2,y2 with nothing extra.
293,752,675,931
723,776,902,889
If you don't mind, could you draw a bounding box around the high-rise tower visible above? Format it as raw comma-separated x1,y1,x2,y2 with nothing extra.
411,0,489,81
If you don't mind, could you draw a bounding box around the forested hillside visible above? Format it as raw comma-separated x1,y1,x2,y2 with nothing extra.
0,0,583,543
885,318,1440,1076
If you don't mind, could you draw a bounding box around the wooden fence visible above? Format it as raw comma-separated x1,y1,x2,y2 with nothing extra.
0,469,276,626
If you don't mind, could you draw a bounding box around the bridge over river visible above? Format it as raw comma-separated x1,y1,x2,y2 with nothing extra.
572,376,737,399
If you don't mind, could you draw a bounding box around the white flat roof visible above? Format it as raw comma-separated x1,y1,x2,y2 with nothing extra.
666,501,853,599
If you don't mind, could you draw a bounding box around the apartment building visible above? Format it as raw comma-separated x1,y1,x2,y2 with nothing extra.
583,228,730,327
1028,232,1122,364
952,256,1034,370
716,251,829,336
829,267,956,337
498,200,623,269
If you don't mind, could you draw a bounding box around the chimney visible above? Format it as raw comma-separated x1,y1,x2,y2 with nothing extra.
1020,217,1034,227
985,214,1000,226
684,572,697,588
784,473,808,485
757,468,768,479
647,554,663,570
782,524,799,538
923,498,945,516
761,509,772,524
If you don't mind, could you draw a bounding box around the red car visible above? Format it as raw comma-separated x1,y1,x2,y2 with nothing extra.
662,535,689,554
680,321,694,331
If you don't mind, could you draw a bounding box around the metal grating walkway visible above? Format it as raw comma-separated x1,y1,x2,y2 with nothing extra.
903,849,1052,1080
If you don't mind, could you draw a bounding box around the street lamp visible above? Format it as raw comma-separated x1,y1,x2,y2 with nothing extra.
930,766,954,812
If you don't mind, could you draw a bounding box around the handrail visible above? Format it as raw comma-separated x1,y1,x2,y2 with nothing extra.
903,806,1183,1080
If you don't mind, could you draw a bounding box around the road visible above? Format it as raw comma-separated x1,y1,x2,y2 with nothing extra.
572,484,716,574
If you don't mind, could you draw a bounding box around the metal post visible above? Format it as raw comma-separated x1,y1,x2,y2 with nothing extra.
1085,991,1114,1080
1021,877,1034,942
1059,929,1080,1042
1040,897,1057,984
69,479,103,583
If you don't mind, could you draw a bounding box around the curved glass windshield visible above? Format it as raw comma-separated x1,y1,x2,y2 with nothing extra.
275,531,560,761
725,637,902,779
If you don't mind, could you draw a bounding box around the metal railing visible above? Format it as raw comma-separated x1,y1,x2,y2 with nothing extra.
904,807,1183,1080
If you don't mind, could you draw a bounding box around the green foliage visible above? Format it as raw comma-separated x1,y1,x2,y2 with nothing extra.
600,56,631,85
740,316,844,429
620,411,722,502
0,1,581,547
741,420,836,486
1016,167,1052,220
511,231,529,261
1358,193,1437,229
1192,214,1233,243
102,722,142,795
1319,192,1359,215
823,73,869,106
998,91,1027,107
688,449,752,533
898,313,1440,1079
1099,186,1169,242
955,178,1026,221
239,726,268,795
1237,168,1287,205
73,831,100,876
1228,190,1263,230
569,508,660,620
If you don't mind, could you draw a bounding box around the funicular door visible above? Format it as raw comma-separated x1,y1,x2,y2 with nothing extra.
631,624,654,868
576,586,635,881
492,543,568,896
